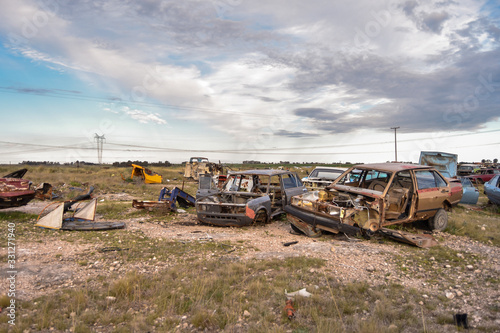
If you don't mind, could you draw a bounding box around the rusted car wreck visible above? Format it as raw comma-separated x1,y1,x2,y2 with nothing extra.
0,170,36,209
196,169,306,227
285,163,462,241
184,157,224,181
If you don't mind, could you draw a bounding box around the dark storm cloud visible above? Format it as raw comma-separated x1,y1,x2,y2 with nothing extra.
294,108,348,121
268,44,500,135
274,130,314,138
400,1,450,34
421,11,449,33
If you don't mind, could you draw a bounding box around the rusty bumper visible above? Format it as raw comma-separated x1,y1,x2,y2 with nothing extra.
196,211,254,227
284,205,360,235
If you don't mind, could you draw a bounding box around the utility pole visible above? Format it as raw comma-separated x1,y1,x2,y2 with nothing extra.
94,133,105,164
390,127,400,162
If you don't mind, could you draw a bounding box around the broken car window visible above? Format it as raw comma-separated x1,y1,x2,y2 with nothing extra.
433,171,447,187
415,170,447,190
282,173,298,189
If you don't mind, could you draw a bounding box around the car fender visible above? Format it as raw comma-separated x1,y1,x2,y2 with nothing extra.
245,195,271,219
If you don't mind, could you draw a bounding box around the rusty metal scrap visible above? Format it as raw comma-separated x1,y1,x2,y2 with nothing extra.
34,183,53,200
132,199,175,211
379,228,438,248
284,299,295,320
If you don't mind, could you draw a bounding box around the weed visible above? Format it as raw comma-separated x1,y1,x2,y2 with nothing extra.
448,204,500,246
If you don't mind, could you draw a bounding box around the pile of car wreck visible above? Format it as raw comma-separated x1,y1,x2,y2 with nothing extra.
2,153,499,247
193,153,500,248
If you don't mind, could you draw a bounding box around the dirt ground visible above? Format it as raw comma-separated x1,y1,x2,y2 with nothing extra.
1,200,500,330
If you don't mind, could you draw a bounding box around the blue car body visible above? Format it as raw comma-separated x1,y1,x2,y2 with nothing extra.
484,175,500,205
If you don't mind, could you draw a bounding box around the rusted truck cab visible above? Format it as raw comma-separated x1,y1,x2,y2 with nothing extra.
285,163,462,237
196,169,306,227
184,157,223,181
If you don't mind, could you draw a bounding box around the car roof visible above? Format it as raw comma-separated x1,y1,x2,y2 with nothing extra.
228,169,295,176
352,163,433,172
311,166,348,171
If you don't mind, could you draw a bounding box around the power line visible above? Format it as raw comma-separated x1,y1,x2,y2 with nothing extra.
0,86,290,119
94,134,106,164
1,129,499,156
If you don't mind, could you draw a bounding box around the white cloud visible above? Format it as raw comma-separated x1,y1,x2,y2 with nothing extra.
0,0,499,163
123,107,167,125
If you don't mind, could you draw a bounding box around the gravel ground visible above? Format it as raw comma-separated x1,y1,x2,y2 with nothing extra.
1,204,499,330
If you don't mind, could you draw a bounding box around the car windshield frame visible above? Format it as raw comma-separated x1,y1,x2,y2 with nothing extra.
309,168,344,180
334,168,393,188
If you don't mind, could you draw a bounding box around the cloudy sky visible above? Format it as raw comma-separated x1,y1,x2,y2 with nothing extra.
0,0,499,164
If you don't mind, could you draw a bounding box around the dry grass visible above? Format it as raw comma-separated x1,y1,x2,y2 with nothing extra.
3,255,462,333
0,164,197,199
447,186,500,246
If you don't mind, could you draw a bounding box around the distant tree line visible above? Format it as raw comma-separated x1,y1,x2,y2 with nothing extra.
21,161,98,166
17,160,172,167
112,160,172,167
22,161,62,165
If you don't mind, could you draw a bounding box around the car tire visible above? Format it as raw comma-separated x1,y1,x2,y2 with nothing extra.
254,210,268,224
428,208,448,231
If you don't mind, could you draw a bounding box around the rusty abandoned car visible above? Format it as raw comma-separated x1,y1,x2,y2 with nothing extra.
285,163,463,238
196,169,306,227
0,169,36,209
184,157,224,181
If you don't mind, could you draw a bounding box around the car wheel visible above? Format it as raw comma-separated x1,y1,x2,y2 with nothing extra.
254,210,268,224
428,208,448,231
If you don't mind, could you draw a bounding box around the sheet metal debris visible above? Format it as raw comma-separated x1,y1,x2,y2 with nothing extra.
124,164,162,184
34,183,54,200
284,299,295,320
3,168,28,179
133,186,195,212
35,187,124,231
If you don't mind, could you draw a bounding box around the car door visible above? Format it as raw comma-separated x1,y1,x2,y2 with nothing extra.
459,177,479,205
280,173,307,208
413,170,449,219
